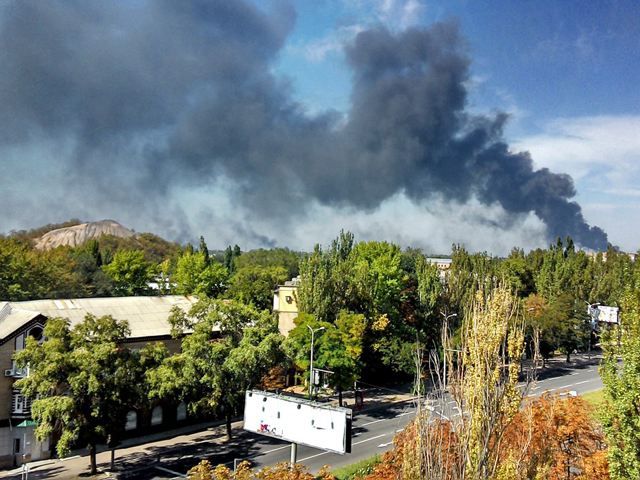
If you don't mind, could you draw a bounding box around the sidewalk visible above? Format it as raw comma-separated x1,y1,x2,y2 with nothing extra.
0,388,415,480
0,419,238,480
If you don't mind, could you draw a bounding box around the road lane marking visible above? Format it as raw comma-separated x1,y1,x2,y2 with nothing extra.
299,451,330,462
156,466,187,478
262,445,291,455
298,434,390,462
360,418,387,426
378,441,393,448
353,433,389,445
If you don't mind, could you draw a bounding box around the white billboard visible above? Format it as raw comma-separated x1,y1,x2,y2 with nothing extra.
243,390,352,454
595,305,619,323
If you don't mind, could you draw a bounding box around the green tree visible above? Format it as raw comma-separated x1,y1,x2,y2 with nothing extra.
350,240,404,321
222,244,242,273
445,245,499,316
415,254,443,320
285,311,366,405
199,236,210,266
588,246,632,306
234,247,303,279
14,315,154,474
499,248,534,297
297,233,440,380
0,238,82,300
173,251,228,298
149,299,282,438
600,260,640,479
102,250,154,295
297,230,355,323
227,265,289,310
71,241,113,297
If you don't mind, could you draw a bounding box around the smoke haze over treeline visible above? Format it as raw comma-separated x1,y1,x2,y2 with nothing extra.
0,1,608,252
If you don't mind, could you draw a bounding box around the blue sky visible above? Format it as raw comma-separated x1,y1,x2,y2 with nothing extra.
254,0,640,251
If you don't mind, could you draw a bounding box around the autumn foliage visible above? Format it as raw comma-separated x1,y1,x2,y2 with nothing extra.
187,460,336,480
498,394,608,480
362,394,608,480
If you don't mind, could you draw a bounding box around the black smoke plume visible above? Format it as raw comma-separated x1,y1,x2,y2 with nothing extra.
0,1,608,249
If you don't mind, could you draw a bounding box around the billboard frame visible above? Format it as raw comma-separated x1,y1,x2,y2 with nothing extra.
243,390,352,455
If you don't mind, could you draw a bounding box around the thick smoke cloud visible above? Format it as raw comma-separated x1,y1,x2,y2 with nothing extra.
0,0,607,249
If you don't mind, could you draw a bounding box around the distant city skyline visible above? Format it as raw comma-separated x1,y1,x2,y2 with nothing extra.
1,1,638,253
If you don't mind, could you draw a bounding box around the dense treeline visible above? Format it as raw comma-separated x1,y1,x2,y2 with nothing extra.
0,229,302,304
288,233,634,390
3,226,634,376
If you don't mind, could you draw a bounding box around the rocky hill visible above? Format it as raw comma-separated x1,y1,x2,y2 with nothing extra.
34,220,135,250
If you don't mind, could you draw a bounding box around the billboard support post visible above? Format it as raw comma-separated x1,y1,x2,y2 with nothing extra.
290,442,297,467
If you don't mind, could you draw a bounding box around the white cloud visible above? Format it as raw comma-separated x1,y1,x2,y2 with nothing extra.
513,115,640,185
532,32,597,63
581,202,640,252
282,194,548,255
172,187,549,255
376,0,425,30
294,1,426,64
299,24,365,63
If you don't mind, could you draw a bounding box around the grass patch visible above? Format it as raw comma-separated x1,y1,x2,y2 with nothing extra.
582,389,604,409
332,455,382,480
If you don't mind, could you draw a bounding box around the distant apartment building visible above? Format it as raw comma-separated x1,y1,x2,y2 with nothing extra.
273,276,300,336
0,295,199,468
425,257,453,280
584,250,636,262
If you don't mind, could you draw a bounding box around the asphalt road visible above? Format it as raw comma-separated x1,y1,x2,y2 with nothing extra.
141,357,603,479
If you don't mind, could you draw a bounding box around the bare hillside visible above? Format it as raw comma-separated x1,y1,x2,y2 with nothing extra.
34,220,135,250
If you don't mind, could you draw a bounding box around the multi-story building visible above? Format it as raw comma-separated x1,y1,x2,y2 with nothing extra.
273,277,300,336
425,257,453,280
0,295,198,468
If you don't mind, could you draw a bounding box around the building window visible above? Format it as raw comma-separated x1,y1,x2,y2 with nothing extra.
151,406,163,426
11,390,31,416
14,439,21,454
28,326,43,342
125,411,137,431
176,402,187,421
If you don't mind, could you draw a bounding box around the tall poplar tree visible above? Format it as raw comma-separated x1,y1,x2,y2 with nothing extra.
600,261,640,479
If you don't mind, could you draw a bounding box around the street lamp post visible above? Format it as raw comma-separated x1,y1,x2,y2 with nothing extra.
307,325,325,399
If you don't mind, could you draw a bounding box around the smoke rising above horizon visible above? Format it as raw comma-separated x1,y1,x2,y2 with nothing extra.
0,1,608,251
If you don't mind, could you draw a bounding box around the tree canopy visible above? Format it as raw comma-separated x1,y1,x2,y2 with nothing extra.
14,314,162,474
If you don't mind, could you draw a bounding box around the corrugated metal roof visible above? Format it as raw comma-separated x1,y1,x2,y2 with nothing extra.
0,295,201,342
